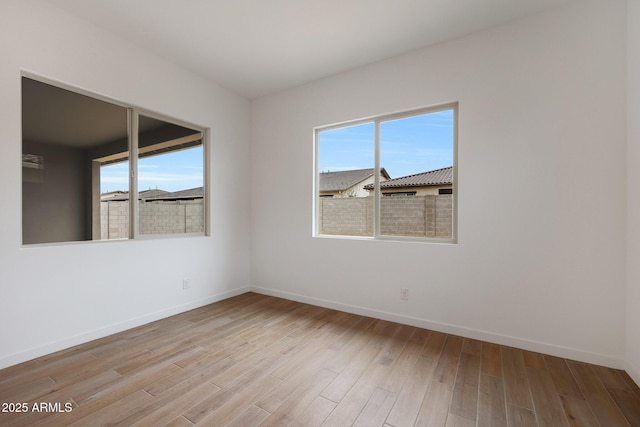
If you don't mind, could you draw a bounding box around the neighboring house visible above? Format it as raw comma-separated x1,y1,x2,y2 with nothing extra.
101,187,203,201
319,168,390,198
364,166,453,196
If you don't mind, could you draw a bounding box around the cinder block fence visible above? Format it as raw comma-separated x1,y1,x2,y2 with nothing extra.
101,199,204,239
318,195,452,238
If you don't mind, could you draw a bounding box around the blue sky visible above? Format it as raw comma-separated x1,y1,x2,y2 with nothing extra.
318,109,454,179
100,146,204,193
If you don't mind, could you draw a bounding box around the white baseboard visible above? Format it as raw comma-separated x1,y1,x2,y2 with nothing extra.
3,285,632,378
251,286,625,370
0,287,250,370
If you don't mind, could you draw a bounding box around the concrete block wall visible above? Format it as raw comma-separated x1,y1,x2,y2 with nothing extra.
100,199,204,239
100,201,129,239
319,195,453,238
319,196,373,236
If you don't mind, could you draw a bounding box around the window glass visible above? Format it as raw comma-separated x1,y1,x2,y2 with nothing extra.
137,115,204,235
379,110,454,238
22,77,128,244
22,76,207,244
315,105,456,241
317,122,374,236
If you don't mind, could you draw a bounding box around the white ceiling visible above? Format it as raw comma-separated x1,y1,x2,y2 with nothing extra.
45,0,575,99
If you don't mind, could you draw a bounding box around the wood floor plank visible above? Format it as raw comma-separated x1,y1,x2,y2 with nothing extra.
414,380,455,427
526,365,569,427
209,344,285,388
385,331,446,427
544,355,599,427
567,360,630,427
378,328,430,394
502,346,534,410
352,387,397,427
477,373,507,427
522,350,547,371
0,352,87,398
124,382,220,427
592,365,640,425
323,319,387,374
449,351,481,420
321,322,400,403
1,293,639,427
265,315,351,383
61,365,184,425
144,347,239,396
321,361,390,427
620,371,640,400
507,404,538,427
193,374,282,426
259,368,336,427
66,389,153,427
183,350,286,425
71,362,183,412
255,346,336,413
592,365,632,390
461,338,482,357
291,396,336,427
327,316,378,352
4,351,98,389
22,369,120,422
0,359,39,381
607,388,640,427
0,375,56,404
445,413,476,427
414,336,464,427
481,342,502,378
226,405,270,427
374,324,415,367
163,416,195,427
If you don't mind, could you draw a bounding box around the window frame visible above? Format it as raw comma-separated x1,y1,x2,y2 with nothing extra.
21,72,210,246
313,103,458,243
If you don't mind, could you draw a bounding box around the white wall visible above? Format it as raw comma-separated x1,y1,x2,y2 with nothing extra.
250,0,628,367
0,0,251,369
627,0,640,385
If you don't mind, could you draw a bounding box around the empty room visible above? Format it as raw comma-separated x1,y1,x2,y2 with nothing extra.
1,0,640,425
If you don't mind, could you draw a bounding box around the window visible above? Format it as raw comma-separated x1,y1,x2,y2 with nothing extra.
315,104,457,241
383,192,417,197
22,75,207,245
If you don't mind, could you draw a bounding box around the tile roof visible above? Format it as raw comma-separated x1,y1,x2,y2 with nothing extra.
101,187,203,201
319,168,390,192
140,189,172,199
364,166,453,189
159,187,203,199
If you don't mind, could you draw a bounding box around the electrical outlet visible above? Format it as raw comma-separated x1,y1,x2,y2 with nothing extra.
182,278,190,290
400,288,409,300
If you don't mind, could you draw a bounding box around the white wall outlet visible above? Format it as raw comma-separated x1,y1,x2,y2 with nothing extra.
400,288,409,300
182,278,190,290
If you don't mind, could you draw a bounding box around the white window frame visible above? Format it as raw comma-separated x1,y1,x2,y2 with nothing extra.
21,72,210,245
313,103,458,243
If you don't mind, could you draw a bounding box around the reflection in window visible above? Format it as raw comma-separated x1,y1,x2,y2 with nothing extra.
22,77,129,244
21,76,207,245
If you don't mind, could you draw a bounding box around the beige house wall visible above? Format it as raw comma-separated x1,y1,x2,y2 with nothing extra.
380,184,452,196
320,173,388,198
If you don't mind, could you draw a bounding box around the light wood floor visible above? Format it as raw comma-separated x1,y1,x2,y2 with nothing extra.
1,292,639,426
